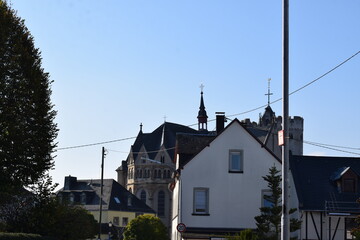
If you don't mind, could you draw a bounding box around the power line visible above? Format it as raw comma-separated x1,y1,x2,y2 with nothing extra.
56,50,359,151
56,136,136,151
227,50,360,118
304,141,360,156
303,140,360,151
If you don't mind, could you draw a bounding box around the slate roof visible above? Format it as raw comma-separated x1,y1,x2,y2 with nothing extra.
57,178,155,213
290,155,360,214
130,122,198,161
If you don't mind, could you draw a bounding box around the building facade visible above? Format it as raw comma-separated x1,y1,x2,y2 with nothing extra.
117,89,304,233
171,118,285,239
57,176,155,239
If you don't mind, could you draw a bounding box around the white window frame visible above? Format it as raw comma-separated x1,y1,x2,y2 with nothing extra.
193,188,209,215
229,149,243,173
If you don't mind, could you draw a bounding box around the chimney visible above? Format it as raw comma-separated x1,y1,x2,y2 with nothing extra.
216,112,226,134
64,175,77,190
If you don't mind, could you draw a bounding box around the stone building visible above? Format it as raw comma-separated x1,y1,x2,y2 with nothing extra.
116,88,304,231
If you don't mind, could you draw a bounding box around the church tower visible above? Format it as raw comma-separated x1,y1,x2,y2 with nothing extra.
197,84,208,131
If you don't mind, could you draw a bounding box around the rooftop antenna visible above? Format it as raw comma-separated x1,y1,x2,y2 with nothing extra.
265,78,273,106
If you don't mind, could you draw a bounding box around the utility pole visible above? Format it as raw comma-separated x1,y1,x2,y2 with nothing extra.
281,0,290,239
98,147,106,240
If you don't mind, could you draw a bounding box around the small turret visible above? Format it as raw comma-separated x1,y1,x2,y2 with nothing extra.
197,84,208,131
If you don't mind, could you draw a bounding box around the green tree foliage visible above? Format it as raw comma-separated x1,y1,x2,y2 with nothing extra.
1,175,97,240
254,166,301,240
0,0,58,196
123,215,168,240
351,199,360,239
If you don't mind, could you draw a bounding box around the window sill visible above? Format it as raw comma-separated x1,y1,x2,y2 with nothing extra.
229,170,243,173
192,213,210,216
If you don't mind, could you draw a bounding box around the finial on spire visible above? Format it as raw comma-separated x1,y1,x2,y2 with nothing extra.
200,83,205,93
140,123,143,132
163,115,167,123
265,78,273,106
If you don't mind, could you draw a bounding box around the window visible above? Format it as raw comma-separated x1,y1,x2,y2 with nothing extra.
158,191,165,216
229,150,243,173
262,190,274,208
80,192,86,204
69,193,75,203
193,188,209,215
122,217,129,226
161,156,165,163
154,170,158,178
113,217,119,226
140,190,146,203
343,179,356,193
114,197,121,204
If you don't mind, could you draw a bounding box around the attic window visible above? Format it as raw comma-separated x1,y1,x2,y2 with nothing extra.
114,197,121,204
331,167,358,193
343,179,356,193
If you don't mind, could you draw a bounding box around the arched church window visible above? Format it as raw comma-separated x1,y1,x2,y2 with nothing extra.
158,191,165,216
140,190,146,203
161,156,165,164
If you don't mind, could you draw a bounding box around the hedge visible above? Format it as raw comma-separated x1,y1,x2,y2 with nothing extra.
0,233,54,240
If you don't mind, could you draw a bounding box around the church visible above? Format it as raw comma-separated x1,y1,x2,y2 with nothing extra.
116,87,304,231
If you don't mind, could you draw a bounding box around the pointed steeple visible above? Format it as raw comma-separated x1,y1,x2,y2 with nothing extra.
197,84,208,131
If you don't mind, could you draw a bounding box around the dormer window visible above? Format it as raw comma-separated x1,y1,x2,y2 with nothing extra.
343,178,355,193
331,167,359,193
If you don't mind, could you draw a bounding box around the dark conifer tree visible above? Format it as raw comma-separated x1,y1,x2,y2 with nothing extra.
0,1,58,196
254,166,301,240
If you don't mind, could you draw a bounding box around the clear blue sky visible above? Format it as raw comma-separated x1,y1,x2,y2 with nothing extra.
10,0,360,188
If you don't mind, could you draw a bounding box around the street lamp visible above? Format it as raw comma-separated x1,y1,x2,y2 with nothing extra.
108,221,112,240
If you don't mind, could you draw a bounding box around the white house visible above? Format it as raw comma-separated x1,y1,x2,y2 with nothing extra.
171,118,285,240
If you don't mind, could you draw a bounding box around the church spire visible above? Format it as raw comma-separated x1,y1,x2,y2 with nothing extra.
197,84,208,131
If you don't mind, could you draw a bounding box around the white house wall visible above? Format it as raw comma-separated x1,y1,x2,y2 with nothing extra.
180,122,281,229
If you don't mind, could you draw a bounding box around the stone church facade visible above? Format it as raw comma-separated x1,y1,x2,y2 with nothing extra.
116,88,304,231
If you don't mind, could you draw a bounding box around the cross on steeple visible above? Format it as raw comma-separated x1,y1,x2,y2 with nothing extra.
200,83,205,93
265,78,273,106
